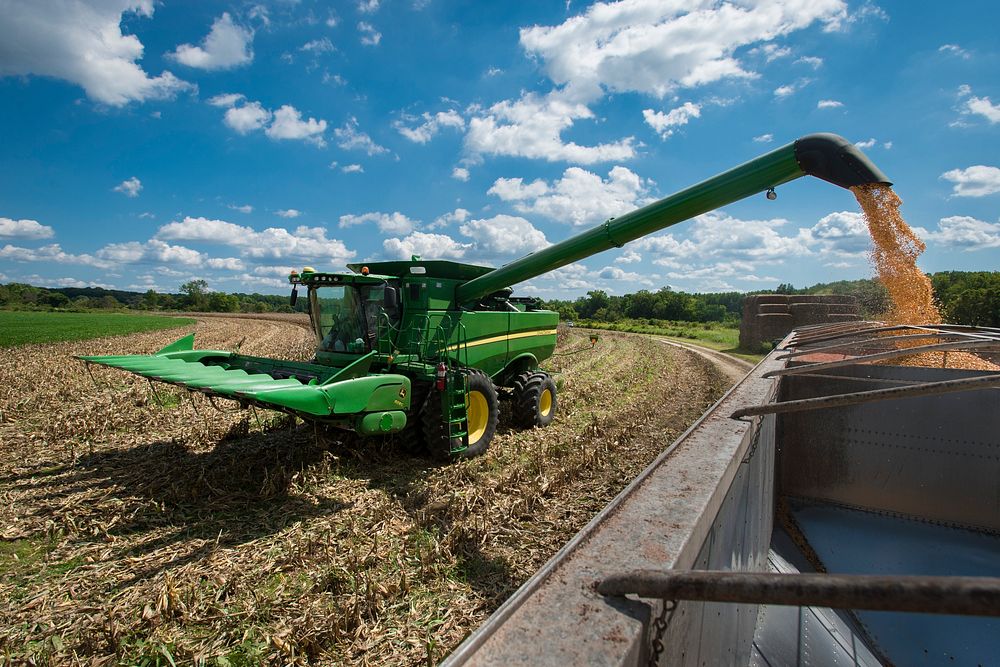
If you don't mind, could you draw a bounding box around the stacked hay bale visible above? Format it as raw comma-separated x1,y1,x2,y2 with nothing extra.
739,295,860,349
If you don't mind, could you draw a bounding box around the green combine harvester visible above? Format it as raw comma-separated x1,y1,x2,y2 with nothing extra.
80,134,889,458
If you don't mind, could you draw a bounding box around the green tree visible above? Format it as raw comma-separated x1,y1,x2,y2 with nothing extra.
140,289,161,310
945,288,1000,327
180,279,209,311
43,292,70,309
208,291,240,312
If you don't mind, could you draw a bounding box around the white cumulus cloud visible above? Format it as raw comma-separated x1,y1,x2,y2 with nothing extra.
643,102,701,139
265,105,328,146
215,97,327,146
918,216,1000,249
208,92,245,107
97,239,204,266
358,22,381,46
155,216,356,263
276,209,302,219
224,101,272,134
114,177,143,198
384,232,471,260
335,117,388,155
489,165,652,227
339,211,416,235
459,215,550,256
940,166,1000,197
0,217,56,240
429,208,470,230
452,167,470,182
465,90,636,164
1,243,109,268
817,99,844,109
0,1,193,106
966,96,1000,124
170,13,253,70
519,0,845,98
395,110,465,143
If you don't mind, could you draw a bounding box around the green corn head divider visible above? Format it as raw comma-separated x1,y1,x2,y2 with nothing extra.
80,134,889,458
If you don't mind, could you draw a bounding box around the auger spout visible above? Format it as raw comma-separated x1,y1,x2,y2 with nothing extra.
455,133,890,304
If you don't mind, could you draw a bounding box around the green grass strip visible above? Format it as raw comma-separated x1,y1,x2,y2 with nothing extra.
0,311,195,347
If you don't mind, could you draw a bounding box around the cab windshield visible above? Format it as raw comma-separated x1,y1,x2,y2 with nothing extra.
311,283,398,353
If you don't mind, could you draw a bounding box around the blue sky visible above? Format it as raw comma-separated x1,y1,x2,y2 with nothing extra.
1,0,998,298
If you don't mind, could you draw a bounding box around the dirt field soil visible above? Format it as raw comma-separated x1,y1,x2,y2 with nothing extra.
0,315,729,665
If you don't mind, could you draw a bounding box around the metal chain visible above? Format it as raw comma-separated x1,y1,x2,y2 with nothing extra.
741,425,762,464
647,599,676,667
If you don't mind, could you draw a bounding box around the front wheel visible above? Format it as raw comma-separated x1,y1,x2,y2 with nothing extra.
460,370,499,458
512,371,557,428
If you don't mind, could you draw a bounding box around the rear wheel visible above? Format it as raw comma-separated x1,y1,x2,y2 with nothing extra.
512,371,557,428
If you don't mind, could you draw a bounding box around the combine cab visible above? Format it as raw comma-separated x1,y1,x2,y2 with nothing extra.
80,133,889,458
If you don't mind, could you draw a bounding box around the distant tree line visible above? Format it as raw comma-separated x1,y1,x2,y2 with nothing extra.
542,272,999,328
544,288,745,325
2,271,997,326
0,279,305,314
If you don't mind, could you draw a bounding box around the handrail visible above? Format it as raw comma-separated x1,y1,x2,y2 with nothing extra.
730,373,1000,419
597,570,1000,616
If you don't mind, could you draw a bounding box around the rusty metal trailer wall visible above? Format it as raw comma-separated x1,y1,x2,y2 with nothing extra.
660,414,775,666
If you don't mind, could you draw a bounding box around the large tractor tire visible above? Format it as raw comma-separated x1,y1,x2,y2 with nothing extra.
396,381,431,454
461,370,499,459
512,371,557,428
421,370,498,459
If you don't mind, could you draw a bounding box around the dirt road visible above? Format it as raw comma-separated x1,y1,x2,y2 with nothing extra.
654,337,756,384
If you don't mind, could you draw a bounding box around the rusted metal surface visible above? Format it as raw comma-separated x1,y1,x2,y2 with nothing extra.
598,570,1000,616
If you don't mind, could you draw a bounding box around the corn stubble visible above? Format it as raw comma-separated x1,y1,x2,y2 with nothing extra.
0,317,728,665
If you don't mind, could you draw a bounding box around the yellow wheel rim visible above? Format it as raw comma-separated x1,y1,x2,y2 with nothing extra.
467,390,489,444
539,388,553,417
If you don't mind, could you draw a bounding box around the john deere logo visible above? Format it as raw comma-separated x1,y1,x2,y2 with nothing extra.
399,387,407,398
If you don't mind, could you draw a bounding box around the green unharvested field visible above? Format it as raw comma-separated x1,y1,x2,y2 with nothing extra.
0,311,195,347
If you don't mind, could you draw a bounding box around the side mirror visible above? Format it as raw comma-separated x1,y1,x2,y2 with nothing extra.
384,286,399,311
290,286,298,307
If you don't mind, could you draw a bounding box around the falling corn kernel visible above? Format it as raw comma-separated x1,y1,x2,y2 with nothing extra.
851,184,941,325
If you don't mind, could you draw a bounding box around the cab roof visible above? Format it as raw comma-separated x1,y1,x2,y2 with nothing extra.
345,259,495,281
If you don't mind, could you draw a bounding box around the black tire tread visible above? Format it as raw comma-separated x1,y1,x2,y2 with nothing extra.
511,371,557,428
460,369,499,459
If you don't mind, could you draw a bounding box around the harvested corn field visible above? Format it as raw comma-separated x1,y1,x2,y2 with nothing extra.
0,315,729,665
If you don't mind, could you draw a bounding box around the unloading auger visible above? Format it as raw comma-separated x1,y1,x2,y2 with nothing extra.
79,133,889,458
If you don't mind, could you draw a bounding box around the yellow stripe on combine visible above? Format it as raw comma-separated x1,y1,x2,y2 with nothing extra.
444,329,558,352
